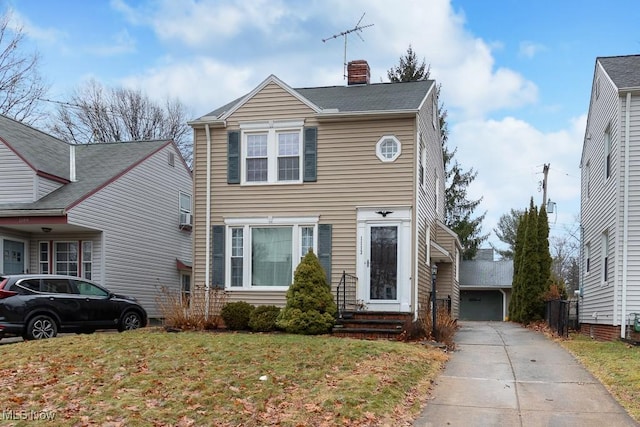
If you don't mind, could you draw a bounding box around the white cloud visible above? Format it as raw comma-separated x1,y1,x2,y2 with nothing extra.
90,29,136,56
519,41,546,59
6,7,66,44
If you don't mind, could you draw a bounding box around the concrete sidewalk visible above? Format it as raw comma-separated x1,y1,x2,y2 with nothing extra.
414,321,638,427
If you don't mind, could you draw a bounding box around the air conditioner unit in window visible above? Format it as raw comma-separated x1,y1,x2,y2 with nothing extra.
179,213,192,228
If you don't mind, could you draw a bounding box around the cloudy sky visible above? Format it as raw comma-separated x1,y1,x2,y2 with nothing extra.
7,0,640,248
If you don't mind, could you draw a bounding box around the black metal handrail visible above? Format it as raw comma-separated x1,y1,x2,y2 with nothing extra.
336,270,358,318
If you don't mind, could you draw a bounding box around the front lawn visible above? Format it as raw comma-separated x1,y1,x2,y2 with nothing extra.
560,334,640,422
0,329,448,426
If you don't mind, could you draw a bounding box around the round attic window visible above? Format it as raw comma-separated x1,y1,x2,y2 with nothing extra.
376,135,401,162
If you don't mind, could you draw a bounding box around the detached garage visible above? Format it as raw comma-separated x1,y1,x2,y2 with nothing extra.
459,250,513,321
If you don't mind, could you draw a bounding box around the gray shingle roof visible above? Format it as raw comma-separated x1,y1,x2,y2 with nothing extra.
0,115,170,211
296,80,434,112
201,79,434,119
459,260,513,288
0,115,70,180
598,55,640,89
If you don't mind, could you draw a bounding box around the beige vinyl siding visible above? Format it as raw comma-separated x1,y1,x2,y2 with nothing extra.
66,144,193,318
415,88,446,314
192,84,416,306
36,176,64,200
581,63,621,324
0,141,36,203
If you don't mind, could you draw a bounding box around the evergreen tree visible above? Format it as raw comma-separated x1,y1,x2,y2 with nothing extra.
387,44,429,82
387,45,487,259
509,198,553,323
492,209,524,259
276,251,336,335
508,210,526,321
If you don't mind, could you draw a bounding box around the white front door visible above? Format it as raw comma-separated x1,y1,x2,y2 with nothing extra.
357,207,411,312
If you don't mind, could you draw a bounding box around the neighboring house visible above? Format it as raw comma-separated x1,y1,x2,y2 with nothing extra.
580,54,640,341
188,60,462,325
459,248,512,321
0,115,193,318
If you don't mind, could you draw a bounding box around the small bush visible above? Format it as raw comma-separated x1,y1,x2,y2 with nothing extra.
419,303,458,350
221,301,255,330
248,305,281,332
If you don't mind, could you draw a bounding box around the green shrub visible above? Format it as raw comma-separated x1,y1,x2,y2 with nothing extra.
248,305,281,332
221,301,255,330
276,251,336,335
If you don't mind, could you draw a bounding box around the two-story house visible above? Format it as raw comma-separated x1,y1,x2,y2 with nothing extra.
580,54,640,341
0,115,193,318
188,60,461,331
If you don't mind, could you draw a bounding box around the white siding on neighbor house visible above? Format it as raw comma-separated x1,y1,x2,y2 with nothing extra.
581,62,621,325
616,93,640,323
0,141,36,203
66,144,192,318
36,176,63,200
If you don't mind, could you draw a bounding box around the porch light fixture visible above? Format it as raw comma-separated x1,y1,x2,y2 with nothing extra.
41,227,52,233
431,264,438,340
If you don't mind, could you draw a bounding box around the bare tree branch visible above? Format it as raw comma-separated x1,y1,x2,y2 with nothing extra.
48,79,193,165
0,10,48,124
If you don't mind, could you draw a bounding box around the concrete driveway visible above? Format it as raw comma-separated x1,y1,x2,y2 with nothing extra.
414,321,638,427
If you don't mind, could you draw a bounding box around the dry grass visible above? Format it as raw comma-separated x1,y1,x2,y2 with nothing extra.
419,305,458,350
560,334,640,422
0,329,449,426
156,284,227,330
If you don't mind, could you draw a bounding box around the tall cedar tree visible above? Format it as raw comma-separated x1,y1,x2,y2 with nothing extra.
508,209,527,321
509,198,552,323
388,45,487,259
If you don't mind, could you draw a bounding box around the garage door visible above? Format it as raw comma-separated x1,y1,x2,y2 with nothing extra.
460,290,503,321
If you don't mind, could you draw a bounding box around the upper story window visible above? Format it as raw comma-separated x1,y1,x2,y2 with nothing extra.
241,121,303,184
179,192,192,228
601,231,609,285
376,135,401,162
585,242,590,273
604,127,611,179
585,161,591,199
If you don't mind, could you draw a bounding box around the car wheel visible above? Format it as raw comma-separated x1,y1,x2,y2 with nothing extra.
25,315,58,340
119,311,142,332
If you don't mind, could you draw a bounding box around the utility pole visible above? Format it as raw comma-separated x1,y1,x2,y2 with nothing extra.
541,163,550,208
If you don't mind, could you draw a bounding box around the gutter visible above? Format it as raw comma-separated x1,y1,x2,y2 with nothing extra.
621,92,631,339
0,209,66,217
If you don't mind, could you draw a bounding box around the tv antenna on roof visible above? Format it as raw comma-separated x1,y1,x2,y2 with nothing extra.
322,12,374,79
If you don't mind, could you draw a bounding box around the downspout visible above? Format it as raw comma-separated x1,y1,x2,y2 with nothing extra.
205,124,212,319
413,128,420,320
621,92,631,339
499,288,507,321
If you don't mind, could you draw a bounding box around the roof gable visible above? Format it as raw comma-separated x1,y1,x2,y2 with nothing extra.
0,114,70,180
192,76,435,123
598,55,640,90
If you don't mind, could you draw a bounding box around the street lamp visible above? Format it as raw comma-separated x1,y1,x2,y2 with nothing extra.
431,264,438,340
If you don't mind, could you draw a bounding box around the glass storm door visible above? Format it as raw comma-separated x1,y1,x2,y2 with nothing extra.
369,226,398,301
3,240,25,274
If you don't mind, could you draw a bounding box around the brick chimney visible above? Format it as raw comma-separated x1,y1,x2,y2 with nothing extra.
347,60,370,85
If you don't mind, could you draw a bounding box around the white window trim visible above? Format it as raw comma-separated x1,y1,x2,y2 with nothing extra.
601,232,609,286
224,216,319,290
239,120,304,185
179,192,192,214
376,135,402,162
